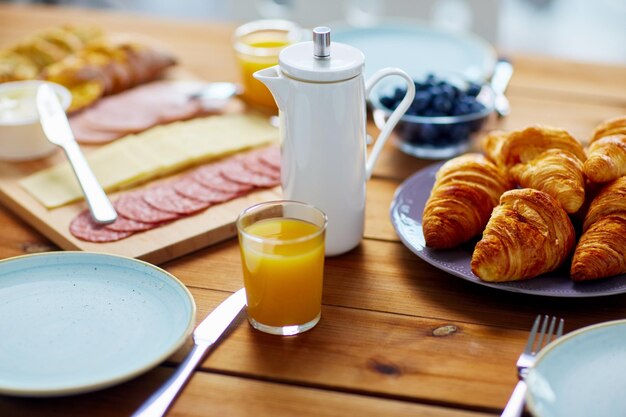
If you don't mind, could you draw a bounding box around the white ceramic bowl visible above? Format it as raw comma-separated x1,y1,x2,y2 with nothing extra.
0,81,72,161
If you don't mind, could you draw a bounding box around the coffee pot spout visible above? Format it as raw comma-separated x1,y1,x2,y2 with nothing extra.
253,65,288,111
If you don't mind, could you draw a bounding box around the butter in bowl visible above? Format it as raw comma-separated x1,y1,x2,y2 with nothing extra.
371,73,495,159
0,80,71,161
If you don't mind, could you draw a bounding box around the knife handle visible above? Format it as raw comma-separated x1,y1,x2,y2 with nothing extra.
132,344,209,417
62,141,117,224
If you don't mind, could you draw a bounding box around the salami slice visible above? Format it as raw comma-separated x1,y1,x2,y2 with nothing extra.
143,183,211,214
221,160,280,188
104,209,156,232
191,163,254,193
258,146,281,170
115,191,181,223
243,156,280,180
70,210,133,242
173,176,240,203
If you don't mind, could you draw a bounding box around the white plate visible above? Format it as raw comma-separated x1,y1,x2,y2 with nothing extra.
332,20,497,82
0,252,195,397
527,319,626,417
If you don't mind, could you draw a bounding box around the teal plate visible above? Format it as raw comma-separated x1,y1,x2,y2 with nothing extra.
333,21,497,82
527,319,626,417
0,252,195,397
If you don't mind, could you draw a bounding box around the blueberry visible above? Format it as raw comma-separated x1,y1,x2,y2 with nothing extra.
414,80,428,91
427,85,443,98
452,101,471,116
431,95,453,114
466,82,482,97
469,101,486,113
378,95,392,109
440,83,456,101
425,73,437,85
393,87,407,102
412,91,431,113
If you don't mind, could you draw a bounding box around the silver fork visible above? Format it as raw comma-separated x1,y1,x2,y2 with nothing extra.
501,315,564,417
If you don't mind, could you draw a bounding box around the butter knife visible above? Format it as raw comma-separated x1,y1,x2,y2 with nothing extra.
36,84,117,224
132,288,247,417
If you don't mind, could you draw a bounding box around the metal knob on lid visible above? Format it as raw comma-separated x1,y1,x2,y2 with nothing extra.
313,26,331,59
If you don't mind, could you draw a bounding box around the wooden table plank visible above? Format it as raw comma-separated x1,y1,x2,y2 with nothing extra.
0,368,496,417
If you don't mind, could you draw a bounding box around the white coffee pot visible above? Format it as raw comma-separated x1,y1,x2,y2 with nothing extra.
254,27,415,256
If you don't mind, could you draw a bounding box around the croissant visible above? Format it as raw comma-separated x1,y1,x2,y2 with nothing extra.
589,116,626,143
582,176,626,232
481,126,586,170
471,189,576,282
509,149,585,213
481,130,508,166
571,215,626,281
422,153,511,249
583,134,626,184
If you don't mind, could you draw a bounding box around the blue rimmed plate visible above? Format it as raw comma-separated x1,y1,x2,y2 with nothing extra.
527,319,626,416
0,252,195,396
333,20,497,82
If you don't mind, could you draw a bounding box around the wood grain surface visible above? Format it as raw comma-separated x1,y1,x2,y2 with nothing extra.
0,3,625,417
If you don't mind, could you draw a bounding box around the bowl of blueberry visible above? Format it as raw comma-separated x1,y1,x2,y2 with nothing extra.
371,73,495,159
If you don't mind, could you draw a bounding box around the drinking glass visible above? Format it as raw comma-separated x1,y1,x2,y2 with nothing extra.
233,19,301,110
236,200,327,335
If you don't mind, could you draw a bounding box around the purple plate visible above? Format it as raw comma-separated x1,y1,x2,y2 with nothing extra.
390,162,626,297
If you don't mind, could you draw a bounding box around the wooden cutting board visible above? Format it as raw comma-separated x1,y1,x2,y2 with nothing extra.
0,147,282,264
0,69,282,265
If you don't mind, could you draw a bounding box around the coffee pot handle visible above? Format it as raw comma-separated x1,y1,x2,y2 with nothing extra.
365,68,415,179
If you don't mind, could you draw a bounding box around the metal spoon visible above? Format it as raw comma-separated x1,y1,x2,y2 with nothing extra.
188,82,241,101
491,60,514,117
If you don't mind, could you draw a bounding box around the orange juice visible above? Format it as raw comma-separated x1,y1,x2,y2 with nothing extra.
239,217,325,328
236,40,290,110
233,20,301,111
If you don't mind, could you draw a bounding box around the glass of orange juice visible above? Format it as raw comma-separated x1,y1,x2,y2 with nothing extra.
233,20,302,111
236,200,327,336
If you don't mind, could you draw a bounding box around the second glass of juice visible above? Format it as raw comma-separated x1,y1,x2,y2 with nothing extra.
236,201,327,336
233,20,302,111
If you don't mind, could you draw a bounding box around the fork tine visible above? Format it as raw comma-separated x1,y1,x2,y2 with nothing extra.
534,315,549,353
545,316,557,345
556,318,564,338
524,315,541,353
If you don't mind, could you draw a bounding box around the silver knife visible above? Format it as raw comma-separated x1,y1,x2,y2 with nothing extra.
132,288,247,417
36,84,117,224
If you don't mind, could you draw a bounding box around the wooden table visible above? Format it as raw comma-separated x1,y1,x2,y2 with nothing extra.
1,4,625,416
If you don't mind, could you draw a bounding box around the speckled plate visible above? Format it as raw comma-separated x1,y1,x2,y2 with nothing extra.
389,162,626,297
527,319,626,416
0,252,195,397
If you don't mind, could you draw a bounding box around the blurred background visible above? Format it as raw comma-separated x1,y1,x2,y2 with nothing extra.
4,0,626,65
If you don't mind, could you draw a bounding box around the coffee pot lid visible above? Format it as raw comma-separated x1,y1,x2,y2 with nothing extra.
278,26,365,82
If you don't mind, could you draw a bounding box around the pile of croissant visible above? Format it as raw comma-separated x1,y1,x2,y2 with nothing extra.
422,115,626,282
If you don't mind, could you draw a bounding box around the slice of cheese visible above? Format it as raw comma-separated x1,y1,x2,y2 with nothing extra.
20,113,278,208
